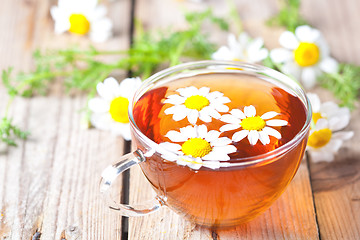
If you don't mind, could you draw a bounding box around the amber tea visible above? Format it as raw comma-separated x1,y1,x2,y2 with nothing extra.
132,71,309,227
100,61,311,228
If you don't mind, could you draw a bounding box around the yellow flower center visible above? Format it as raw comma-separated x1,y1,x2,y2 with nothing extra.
181,138,212,158
109,97,129,123
312,112,323,124
69,14,90,35
241,116,266,131
294,42,320,67
184,95,210,111
308,128,332,148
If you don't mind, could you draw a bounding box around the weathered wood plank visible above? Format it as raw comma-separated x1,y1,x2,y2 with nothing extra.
301,0,360,238
129,0,318,239
0,0,133,239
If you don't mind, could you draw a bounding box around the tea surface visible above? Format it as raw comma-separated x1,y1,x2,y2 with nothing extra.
133,72,307,160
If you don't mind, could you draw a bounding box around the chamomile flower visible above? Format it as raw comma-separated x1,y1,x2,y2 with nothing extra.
307,118,353,162
270,25,338,89
212,33,268,63
164,86,231,124
50,0,112,42
307,93,351,128
159,125,237,170
88,77,142,140
220,105,288,145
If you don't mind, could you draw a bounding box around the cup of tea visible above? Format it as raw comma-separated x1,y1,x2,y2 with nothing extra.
100,61,312,228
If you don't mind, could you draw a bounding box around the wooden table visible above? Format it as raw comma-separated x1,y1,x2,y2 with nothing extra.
0,0,359,239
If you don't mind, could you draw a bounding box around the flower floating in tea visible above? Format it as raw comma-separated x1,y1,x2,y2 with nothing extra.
50,0,112,42
307,118,353,162
270,25,338,89
306,93,353,162
88,77,142,140
159,125,236,170
164,86,231,124
220,105,288,145
212,33,268,63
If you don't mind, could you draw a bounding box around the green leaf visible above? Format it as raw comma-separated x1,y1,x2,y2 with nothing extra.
318,63,360,110
267,0,308,32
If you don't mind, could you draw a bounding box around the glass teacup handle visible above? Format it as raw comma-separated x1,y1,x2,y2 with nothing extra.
99,149,164,216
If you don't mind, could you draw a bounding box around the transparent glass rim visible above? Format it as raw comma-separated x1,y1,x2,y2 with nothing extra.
128,60,312,168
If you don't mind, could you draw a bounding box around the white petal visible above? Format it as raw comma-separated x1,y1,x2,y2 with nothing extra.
307,93,321,112
203,161,221,169
177,86,198,97
196,125,208,138
295,25,320,43
88,97,109,113
266,119,288,127
164,94,185,104
180,125,197,139
279,31,299,49
212,144,237,154
90,113,112,131
220,114,241,124
259,131,270,145
248,47,268,63
270,48,293,63
315,118,328,130
248,130,260,145
328,116,349,131
166,130,188,142
117,77,142,99
89,18,113,42
230,109,246,119
309,149,334,163
262,127,281,139
220,124,240,132
202,151,229,161
206,91,223,100
198,87,210,96
282,61,302,79
319,57,339,73
212,46,233,61
164,106,178,115
204,107,221,119
204,130,221,142
232,130,249,142
161,153,178,162
261,111,279,120
159,142,181,152
210,137,232,147
214,96,231,104
187,110,199,124
301,67,319,89
244,105,256,117
213,103,229,113
172,106,188,121
332,131,354,141
199,111,212,122
327,139,343,153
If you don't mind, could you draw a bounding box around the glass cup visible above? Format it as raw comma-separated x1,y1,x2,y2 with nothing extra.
100,61,312,228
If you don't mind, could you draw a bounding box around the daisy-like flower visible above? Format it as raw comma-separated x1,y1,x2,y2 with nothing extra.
159,125,237,170
164,86,231,124
270,25,338,89
307,92,351,127
219,105,288,145
212,33,268,63
307,118,353,162
88,77,142,140
50,0,112,42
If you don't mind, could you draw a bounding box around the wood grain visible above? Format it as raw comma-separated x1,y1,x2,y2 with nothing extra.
0,0,132,239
